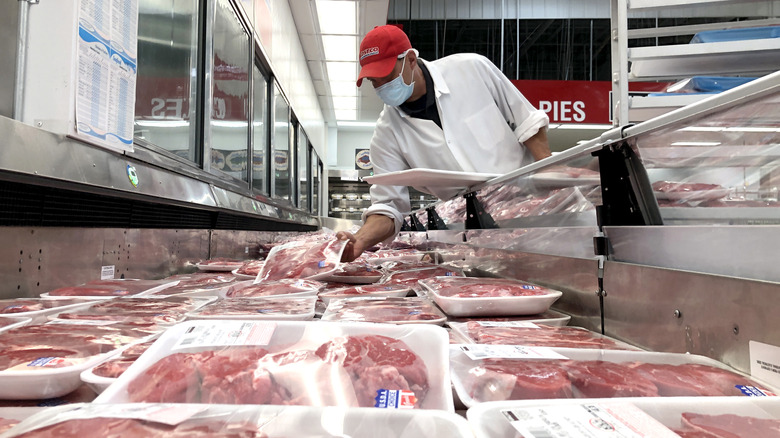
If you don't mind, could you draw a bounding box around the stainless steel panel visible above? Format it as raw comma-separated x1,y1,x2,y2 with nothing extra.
209,230,293,259
0,1,19,118
606,225,780,283
318,216,361,232
465,227,599,259
603,260,780,374
0,227,210,299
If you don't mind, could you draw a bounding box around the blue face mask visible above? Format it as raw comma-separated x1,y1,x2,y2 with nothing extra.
374,52,415,107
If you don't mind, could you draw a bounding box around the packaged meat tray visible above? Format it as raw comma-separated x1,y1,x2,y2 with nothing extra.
0,320,162,400
4,402,474,438
140,281,237,298
322,263,384,284
449,346,778,408
40,279,179,301
185,296,317,321
49,296,215,325
322,297,447,325
467,397,780,438
0,316,32,334
652,180,730,202
447,309,572,327
419,277,562,317
363,249,426,265
79,337,158,394
449,322,638,350
0,299,97,325
379,266,465,291
96,319,454,411
162,272,237,286
0,407,44,434
232,259,265,280
257,239,347,282
195,257,248,272
221,279,324,298
319,284,413,305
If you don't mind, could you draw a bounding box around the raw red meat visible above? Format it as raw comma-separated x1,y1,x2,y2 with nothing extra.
565,360,659,398
322,297,446,324
680,413,780,438
652,181,723,193
47,279,173,297
91,358,137,378
631,362,763,397
461,323,630,350
421,277,553,298
164,273,237,287
319,284,411,301
0,299,47,314
235,260,265,276
315,335,428,407
258,239,346,281
55,297,198,324
330,263,381,277
10,417,265,437
468,359,573,402
0,347,86,370
127,352,204,403
225,279,324,298
380,266,464,288
0,418,19,434
193,297,314,317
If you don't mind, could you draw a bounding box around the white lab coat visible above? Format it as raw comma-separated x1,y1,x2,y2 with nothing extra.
363,53,549,241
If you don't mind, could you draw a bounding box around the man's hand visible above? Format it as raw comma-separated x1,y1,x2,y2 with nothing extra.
336,215,396,262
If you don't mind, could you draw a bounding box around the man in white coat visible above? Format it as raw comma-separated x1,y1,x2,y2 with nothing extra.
337,25,551,261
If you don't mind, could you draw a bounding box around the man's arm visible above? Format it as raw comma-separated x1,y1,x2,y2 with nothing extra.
336,214,396,262
524,126,552,161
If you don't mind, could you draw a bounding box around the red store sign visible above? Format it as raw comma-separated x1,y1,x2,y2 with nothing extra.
512,80,668,125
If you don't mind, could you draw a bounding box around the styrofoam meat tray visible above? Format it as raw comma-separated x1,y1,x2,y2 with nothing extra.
139,281,235,299
467,397,780,438
50,296,217,325
0,300,98,325
40,280,180,301
447,322,637,350
219,279,323,299
446,309,571,328
321,297,447,325
420,277,562,317
185,296,317,321
0,407,46,434
318,285,413,306
0,316,32,335
4,403,474,437
450,346,779,408
231,268,258,280
95,319,454,411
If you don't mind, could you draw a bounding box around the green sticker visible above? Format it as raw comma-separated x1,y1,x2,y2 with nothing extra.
127,165,139,187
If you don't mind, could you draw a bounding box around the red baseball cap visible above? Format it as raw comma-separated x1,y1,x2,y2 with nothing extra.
356,25,412,86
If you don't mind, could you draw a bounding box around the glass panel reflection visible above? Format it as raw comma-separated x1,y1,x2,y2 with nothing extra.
210,0,249,181
272,84,291,202
134,0,199,161
298,128,309,210
252,65,268,194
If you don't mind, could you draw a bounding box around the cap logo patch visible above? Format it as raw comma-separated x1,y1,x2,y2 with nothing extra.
360,47,380,60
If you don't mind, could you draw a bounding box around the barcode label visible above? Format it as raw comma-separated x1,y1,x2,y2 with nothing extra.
173,321,276,350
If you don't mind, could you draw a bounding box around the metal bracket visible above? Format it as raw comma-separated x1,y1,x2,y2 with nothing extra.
425,206,448,230
408,213,426,231
464,191,497,229
400,218,413,232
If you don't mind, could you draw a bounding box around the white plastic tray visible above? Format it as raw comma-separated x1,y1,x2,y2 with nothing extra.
420,277,563,317
362,169,499,188
50,296,216,325
467,397,780,438
41,280,180,301
0,407,45,434
231,268,257,280
654,188,730,201
219,279,323,299
450,346,779,408
0,300,97,325
0,316,32,334
319,284,413,306
446,309,571,328
5,403,474,437
322,297,447,325
96,319,454,411
185,296,317,321
448,322,637,350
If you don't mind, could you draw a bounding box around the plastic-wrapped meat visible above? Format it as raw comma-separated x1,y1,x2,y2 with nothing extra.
379,266,464,288
197,258,247,270
164,273,237,287
363,248,424,263
53,297,199,324
91,358,137,378
315,335,429,408
0,299,46,314
0,418,19,434
235,260,265,276
467,359,573,402
258,239,347,281
652,181,723,193
676,413,780,438
191,297,315,317
319,284,411,302
420,277,553,298
322,297,446,324
329,263,382,278
9,417,265,438
565,360,660,398
225,279,324,298
630,362,763,397
47,279,176,297
461,323,631,350
379,260,439,273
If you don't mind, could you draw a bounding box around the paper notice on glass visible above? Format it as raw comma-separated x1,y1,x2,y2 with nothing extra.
75,0,138,153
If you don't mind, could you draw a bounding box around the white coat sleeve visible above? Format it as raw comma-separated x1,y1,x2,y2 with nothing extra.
474,56,549,144
361,116,413,244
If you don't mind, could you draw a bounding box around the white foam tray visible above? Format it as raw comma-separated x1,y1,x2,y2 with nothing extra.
95,320,454,412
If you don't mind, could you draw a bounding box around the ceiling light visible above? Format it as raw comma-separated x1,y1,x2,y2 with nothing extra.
326,62,357,82
329,81,358,97
338,121,377,128
321,35,357,61
331,96,357,110
316,0,356,34
335,109,357,120
670,141,722,146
